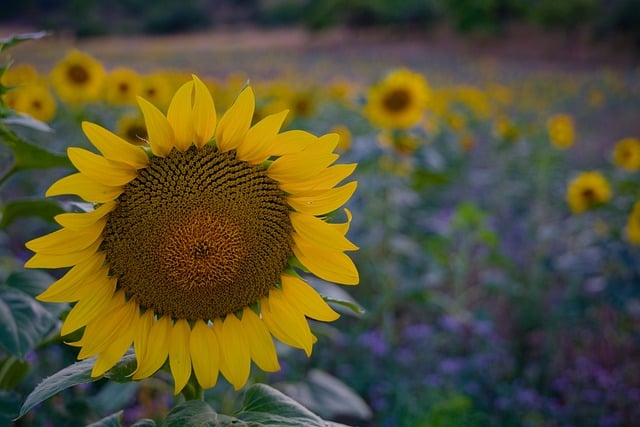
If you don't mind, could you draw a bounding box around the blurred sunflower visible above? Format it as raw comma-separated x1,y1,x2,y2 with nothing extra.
612,137,640,172
566,171,612,214
139,72,173,109
49,49,106,105
365,68,430,129
11,83,57,122
104,67,141,106
116,114,148,145
547,113,575,149
625,201,640,244
25,75,359,394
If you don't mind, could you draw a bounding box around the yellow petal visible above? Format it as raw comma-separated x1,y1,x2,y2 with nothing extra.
290,212,358,252
267,140,339,182
61,271,116,336
132,315,171,380
169,319,192,394
192,75,216,148
279,163,357,194
67,147,138,186
137,96,175,157
54,201,116,229
91,302,137,377
211,320,229,379
293,240,359,285
287,181,357,216
75,291,129,358
328,208,353,236
220,314,250,390
167,80,194,152
81,122,149,169
236,110,288,164
189,320,219,389
215,86,254,153
133,309,155,366
261,292,313,356
240,307,280,372
269,130,316,156
281,275,339,322
26,219,106,255
36,252,106,303
24,238,102,269
46,173,123,203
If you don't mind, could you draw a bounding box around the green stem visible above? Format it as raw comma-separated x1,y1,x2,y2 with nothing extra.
181,375,204,401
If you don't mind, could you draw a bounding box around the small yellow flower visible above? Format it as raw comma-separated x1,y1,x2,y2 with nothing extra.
49,49,106,105
626,201,640,244
566,171,612,214
11,83,57,122
104,67,141,105
331,125,352,153
612,137,640,172
116,114,148,145
547,113,575,149
139,72,173,109
365,68,430,129
493,115,519,143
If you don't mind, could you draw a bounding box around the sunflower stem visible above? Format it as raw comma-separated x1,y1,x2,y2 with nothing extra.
181,375,204,401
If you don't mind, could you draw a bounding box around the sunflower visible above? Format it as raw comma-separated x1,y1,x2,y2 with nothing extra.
49,49,106,105
547,113,575,150
11,83,57,123
626,201,640,244
116,114,148,145
104,67,141,106
612,137,640,172
364,68,430,130
139,72,174,110
566,171,612,214
25,75,359,394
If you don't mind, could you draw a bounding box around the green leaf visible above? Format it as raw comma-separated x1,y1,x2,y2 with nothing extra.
0,390,21,421
18,353,137,418
0,356,30,389
324,297,365,316
0,32,49,53
0,287,57,358
0,199,65,228
276,370,371,422
5,269,55,298
2,114,53,132
85,411,123,427
1,132,71,172
309,279,365,317
236,384,326,426
165,400,222,427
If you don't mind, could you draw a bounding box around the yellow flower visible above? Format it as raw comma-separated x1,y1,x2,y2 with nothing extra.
613,137,640,172
11,83,57,122
493,115,519,143
566,171,612,214
139,72,173,110
547,113,575,149
1,63,39,87
365,68,430,129
104,67,141,105
331,125,352,153
49,49,106,105
116,114,148,145
25,75,359,394
626,201,640,244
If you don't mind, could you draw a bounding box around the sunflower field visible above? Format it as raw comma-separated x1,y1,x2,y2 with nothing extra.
1,27,640,427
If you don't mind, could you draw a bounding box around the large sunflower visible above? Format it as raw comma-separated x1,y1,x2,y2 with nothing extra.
364,68,430,130
25,75,359,393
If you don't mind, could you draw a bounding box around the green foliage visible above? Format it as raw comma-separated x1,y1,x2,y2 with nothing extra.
529,0,598,31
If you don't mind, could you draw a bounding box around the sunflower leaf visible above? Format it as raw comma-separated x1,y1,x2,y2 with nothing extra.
0,131,71,172
0,199,65,228
130,419,157,427
0,287,57,358
0,32,49,53
85,410,123,427
165,400,226,427
235,383,327,426
18,354,137,419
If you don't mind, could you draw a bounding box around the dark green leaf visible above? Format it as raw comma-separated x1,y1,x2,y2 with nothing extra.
18,353,137,418
0,356,30,389
165,400,222,427
0,287,56,357
0,32,49,53
0,390,21,420
236,383,326,426
85,410,123,427
91,382,140,415
0,199,65,228
5,269,55,298
276,371,371,421
324,297,365,316
1,133,71,172
309,279,365,316
0,295,19,357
